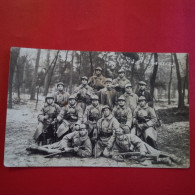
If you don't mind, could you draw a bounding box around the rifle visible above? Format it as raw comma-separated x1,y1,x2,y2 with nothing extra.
114,152,157,159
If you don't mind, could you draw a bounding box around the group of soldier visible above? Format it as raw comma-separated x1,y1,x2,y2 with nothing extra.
28,66,181,165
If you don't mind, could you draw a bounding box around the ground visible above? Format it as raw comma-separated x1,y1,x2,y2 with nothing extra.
4,95,189,168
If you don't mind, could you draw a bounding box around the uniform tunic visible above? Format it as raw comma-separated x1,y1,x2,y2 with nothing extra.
123,92,139,113
136,90,153,107
53,91,70,107
88,74,106,92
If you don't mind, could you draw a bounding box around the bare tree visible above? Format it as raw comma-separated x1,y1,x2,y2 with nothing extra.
89,52,93,75
43,50,50,96
8,48,20,108
69,51,74,94
168,54,173,105
30,49,41,100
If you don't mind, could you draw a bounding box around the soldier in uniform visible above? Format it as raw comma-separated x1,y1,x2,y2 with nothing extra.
105,62,118,79
29,124,92,158
53,82,70,108
83,95,103,138
123,83,139,113
98,78,118,109
112,68,131,96
88,67,106,92
112,95,132,134
93,105,120,158
33,94,61,145
109,128,181,165
136,81,153,107
133,96,158,149
56,95,83,139
73,76,94,112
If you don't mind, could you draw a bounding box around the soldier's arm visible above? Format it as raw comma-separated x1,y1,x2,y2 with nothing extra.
146,107,157,127
57,107,66,122
77,138,92,157
77,106,84,122
83,106,90,123
59,132,76,150
132,108,138,125
112,118,120,130
37,107,46,122
126,108,133,128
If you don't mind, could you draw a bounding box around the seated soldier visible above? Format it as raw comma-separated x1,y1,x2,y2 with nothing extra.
108,128,181,166
132,96,158,149
83,95,103,139
28,124,92,158
53,82,70,108
112,95,132,134
93,105,120,158
73,76,94,112
56,95,83,139
33,94,61,145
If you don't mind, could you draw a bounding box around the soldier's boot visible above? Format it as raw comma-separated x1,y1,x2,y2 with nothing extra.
146,137,158,149
154,157,172,166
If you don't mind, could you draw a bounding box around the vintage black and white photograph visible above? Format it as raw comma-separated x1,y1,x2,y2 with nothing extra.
4,47,189,167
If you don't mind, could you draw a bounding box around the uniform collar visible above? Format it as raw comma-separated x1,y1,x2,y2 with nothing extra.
117,105,125,110
124,92,134,96
68,103,76,108
57,90,65,94
103,114,113,120
138,103,148,110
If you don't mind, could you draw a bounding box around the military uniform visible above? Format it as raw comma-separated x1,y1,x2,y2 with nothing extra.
133,104,157,148
99,87,118,109
34,100,61,144
94,112,120,157
53,91,70,108
73,84,94,112
56,103,83,138
123,92,138,113
112,105,132,133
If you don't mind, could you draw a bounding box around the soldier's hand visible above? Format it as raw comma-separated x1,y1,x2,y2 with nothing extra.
74,147,79,152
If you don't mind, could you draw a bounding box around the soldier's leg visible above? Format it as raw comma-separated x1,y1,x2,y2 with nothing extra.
93,141,104,157
33,122,44,141
56,122,69,138
144,127,158,149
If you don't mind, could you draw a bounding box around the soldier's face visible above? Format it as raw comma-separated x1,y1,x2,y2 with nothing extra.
69,99,76,105
79,129,87,136
139,100,146,107
95,70,101,75
103,108,110,117
139,84,146,91
46,98,54,105
81,79,88,85
75,124,80,131
125,86,132,93
110,63,116,70
57,85,64,91
119,72,125,78
92,100,99,106
106,81,112,88
118,100,125,106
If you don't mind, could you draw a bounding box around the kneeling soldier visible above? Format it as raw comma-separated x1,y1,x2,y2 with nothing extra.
33,94,61,145
83,95,103,138
56,95,83,139
93,105,120,158
112,95,132,134
133,96,158,149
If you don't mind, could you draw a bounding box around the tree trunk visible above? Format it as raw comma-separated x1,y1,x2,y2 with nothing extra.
173,53,185,109
150,53,159,100
185,54,189,104
43,50,50,96
89,52,93,75
69,51,74,94
8,48,20,108
30,49,41,100
168,54,173,105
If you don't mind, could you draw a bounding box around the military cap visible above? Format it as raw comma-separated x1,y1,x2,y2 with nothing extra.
81,76,88,81
115,128,124,136
45,94,54,101
95,67,102,71
57,82,65,87
125,83,132,88
102,105,111,112
118,95,126,101
69,94,76,100
80,124,87,129
91,95,99,100
105,78,112,83
138,96,146,102
138,81,147,86
118,68,125,73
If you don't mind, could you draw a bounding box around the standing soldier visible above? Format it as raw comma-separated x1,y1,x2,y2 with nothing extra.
105,62,118,79
112,68,131,96
136,81,153,107
73,76,94,112
133,96,158,149
33,94,61,145
123,83,139,113
93,105,120,158
53,82,70,108
83,95,103,138
88,67,106,93
98,78,118,109
112,95,132,134
56,95,83,139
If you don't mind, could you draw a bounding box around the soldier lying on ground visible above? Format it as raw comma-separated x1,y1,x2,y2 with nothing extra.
56,94,83,139
73,76,94,112
108,128,182,166
27,124,92,158
53,82,70,108
33,94,61,145
93,105,120,158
